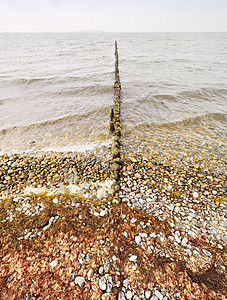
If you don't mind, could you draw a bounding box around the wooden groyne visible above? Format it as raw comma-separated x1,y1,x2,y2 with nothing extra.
110,41,122,204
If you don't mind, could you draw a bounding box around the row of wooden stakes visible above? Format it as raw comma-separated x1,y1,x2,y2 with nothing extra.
110,41,122,204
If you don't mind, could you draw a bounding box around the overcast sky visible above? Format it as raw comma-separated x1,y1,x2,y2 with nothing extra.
0,0,226,32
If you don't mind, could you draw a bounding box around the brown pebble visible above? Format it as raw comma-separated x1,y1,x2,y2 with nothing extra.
134,173,142,179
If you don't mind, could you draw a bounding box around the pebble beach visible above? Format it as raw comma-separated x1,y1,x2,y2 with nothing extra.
0,124,226,299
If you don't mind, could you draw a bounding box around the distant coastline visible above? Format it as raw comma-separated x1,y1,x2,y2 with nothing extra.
80,29,104,33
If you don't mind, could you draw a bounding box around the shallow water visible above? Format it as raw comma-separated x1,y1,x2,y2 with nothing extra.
0,32,226,154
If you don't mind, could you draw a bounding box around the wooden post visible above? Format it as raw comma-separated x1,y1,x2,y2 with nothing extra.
111,41,122,204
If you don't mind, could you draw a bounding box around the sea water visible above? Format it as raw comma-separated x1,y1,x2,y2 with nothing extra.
0,32,226,154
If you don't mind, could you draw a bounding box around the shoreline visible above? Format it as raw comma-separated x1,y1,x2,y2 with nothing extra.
0,141,226,299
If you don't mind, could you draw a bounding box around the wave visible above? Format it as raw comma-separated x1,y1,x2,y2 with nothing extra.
0,104,113,135
178,87,227,102
56,84,113,97
128,112,227,131
9,73,113,88
11,77,58,86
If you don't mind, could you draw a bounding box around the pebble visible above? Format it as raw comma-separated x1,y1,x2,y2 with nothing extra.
129,255,137,262
99,276,107,291
126,290,133,299
155,290,163,299
50,259,58,267
123,231,128,238
145,290,152,299
202,249,211,256
75,276,85,288
193,192,199,198
181,237,188,247
52,198,58,204
174,235,181,244
118,290,126,300
135,235,141,244
184,249,192,256
112,255,117,261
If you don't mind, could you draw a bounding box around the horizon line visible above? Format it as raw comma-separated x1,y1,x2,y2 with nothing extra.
0,30,227,34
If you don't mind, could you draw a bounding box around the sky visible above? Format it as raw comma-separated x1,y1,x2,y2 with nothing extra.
0,0,227,32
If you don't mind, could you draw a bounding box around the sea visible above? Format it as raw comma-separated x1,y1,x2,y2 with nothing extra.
0,32,226,156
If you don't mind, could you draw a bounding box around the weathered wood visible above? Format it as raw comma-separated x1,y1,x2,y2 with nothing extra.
111,41,122,204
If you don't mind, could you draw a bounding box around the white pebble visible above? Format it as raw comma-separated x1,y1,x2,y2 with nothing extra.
129,255,137,262
118,290,126,300
175,235,181,244
112,255,117,261
126,290,133,299
100,210,107,217
181,237,188,247
145,290,152,299
99,276,107,291
53,198,58,204
135,235,141,244
155,290,163,299
193,192,199,198
75,276,85,288
50,259,57,267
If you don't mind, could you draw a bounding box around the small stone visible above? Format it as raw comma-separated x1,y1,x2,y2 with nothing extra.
112,197,120,205
53,198,58,204
202,249,211,256
184,249,192,256
134,173,141,179
188,230,196,238
217,244,223,249
135,235,141,245
123,278,129,287
100,210,107,217
129,255,137,262
126,290,133,299
112,255,117,261
154,290,163,299
50,259,58,267
175,235,181,244
193,192,199,198
145,290,152,299
99,276,107,291
181,237,188,247
87,269,92,280
131,218,137,223
106,282,113,293
75,276,85,288
159,235,165,243
118,290,126,300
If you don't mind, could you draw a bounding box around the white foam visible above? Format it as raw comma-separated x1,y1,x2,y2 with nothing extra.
40,140,112,153
0,139,112,156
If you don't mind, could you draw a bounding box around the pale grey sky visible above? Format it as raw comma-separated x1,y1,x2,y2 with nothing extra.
0,0,226,32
